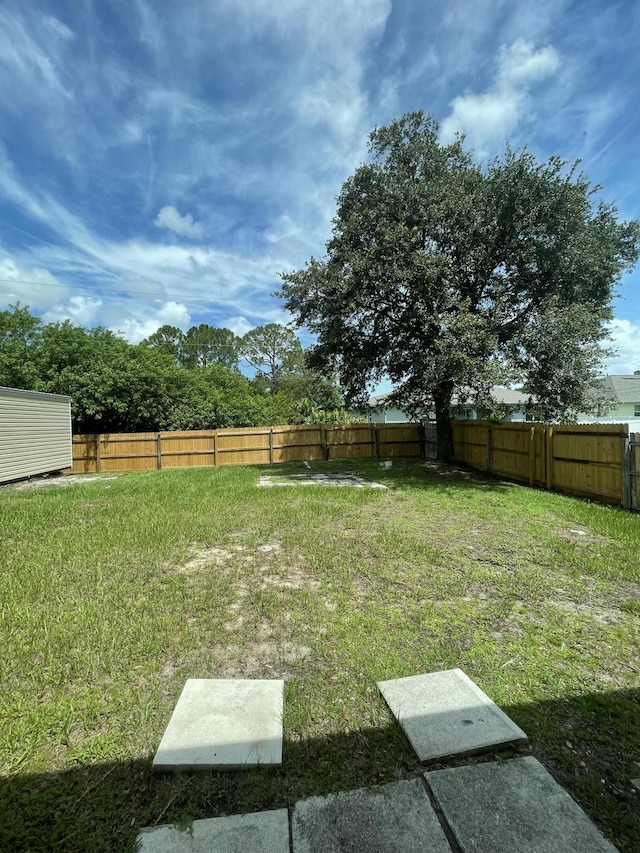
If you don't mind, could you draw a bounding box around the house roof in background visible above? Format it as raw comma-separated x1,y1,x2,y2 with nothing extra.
602,375,640,402
369,376,640,411
368,386,530,409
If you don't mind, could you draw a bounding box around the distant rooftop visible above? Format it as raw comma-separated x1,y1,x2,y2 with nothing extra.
368,386,530,409
601,375,640,402
369,376,640,410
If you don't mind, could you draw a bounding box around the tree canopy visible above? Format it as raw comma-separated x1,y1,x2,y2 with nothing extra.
142,323,241,370
279,111,640,460
240,323,304,391
0,307,346,432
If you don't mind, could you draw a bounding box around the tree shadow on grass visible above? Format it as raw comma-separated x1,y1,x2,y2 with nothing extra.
2,686,638,852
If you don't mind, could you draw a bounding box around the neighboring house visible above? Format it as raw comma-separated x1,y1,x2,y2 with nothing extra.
577,374,640,430
367,386,531,424
367,375,640,429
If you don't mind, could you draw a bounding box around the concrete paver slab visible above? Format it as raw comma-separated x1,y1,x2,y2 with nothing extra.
136,809,290,852
632,778,640,793
378,668,527,761
257,473,387,489
426,756,618,852
291,778,451,853
152,679,283,771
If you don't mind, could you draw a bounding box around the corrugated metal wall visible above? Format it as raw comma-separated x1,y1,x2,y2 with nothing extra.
0,387,72,484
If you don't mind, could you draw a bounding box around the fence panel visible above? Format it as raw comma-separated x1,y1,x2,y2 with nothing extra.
159,430,216,469
376,423,422,458
215,427,271,466
451,420,629,507
100,433,158,473
451,421,490,470
272,425,325,463
550,424,626,503
326,424,376,459
490,423,531,481
69,422,423,474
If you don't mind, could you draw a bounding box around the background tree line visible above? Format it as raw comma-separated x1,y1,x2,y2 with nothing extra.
0,305,349,433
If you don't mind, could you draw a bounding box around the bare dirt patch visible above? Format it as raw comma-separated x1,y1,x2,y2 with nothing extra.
177,544,246,574
10,474,119,491
546,599,622,624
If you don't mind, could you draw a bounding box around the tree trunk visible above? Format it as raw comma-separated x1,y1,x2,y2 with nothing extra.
433,381,454,462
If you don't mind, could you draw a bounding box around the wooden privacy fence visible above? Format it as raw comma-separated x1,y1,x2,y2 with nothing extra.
68,420,639,510
70,423,426,474
452,420,640,510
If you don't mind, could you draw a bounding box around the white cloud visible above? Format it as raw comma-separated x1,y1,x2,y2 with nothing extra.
225,316,253,337
112,300,191,344
441,90,523,149
0,256,71,310
439,40,560,151
497,40,560,87
42,295,103,327
154,205,204,238
605,318,640,374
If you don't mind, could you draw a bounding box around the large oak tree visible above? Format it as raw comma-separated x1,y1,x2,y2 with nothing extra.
279,112,640,460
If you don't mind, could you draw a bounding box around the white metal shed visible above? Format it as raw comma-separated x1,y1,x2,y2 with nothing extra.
0,386,72,484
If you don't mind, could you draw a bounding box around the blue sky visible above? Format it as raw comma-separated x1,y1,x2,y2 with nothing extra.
1,0,639,375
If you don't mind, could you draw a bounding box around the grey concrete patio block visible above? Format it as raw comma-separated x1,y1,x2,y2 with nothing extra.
257,473,387,489
136,809,290,852
425,756,618,852
377,668,527,762
632,778,640,793
291,778,451,852
152,679,283,771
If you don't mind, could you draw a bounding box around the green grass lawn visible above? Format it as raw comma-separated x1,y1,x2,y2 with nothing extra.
1,460,639,851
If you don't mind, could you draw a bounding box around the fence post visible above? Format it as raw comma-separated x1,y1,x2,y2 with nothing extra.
632,433,640,511
95,434,101,473
269,428,274,465
529,427,535,486
545,426,554,491
485,424,492,473
622,435,632,510
373,424,379,458
213,430,218,467
156,433,162,470
323,426,329,461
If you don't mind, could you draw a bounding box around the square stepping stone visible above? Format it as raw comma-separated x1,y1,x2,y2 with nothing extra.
425,756,618,852
152,679,283,771
632,778,640,793
292,778,451,852
378,668,527,762
136,809,290,852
